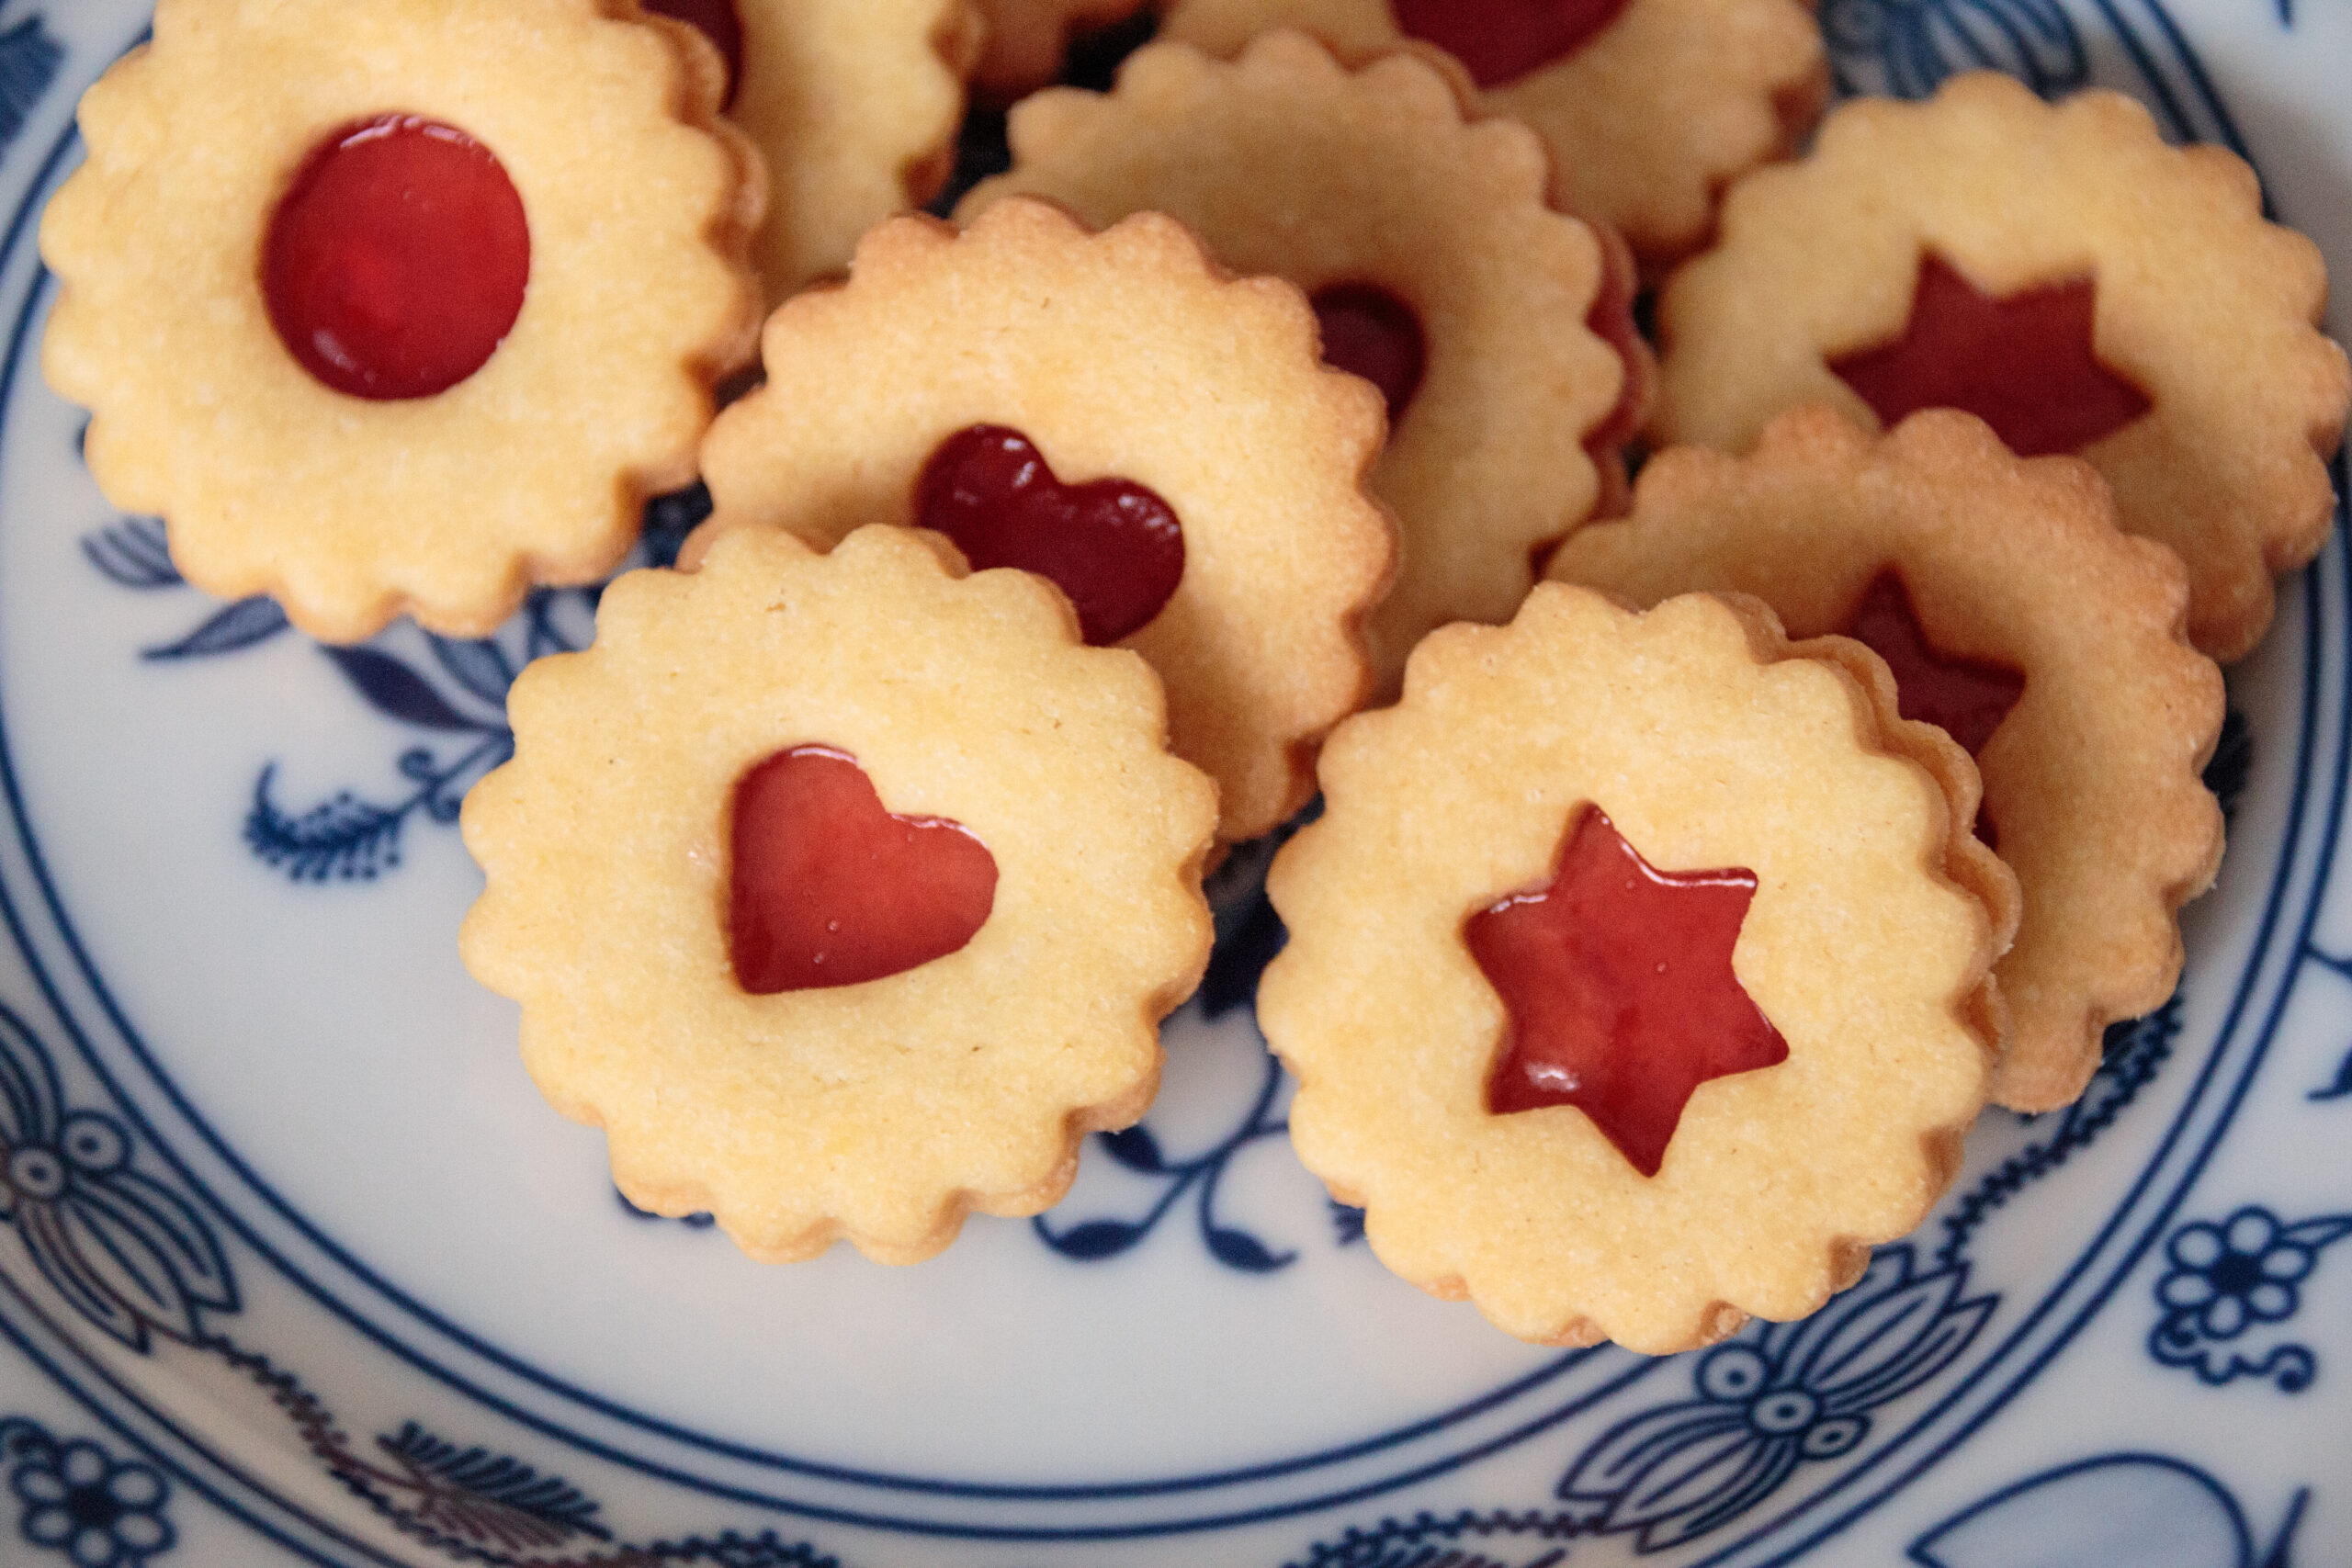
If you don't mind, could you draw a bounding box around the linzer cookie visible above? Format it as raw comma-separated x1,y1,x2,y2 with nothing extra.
692,197,1396,842
1259,585,2010,1353
969,0,1153,99
1155,0,1826,262
1551,408,2225,1111
653,0,980,297
959,33,1641,690
39,0,763,643
460,525,1217,1265
1651,71,2352,661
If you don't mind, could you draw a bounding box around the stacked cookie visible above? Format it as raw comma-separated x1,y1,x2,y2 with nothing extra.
38,2,2350,1352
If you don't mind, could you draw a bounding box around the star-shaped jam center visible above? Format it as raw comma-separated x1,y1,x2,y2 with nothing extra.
1466,807,1787,1177
1828,254,2152,457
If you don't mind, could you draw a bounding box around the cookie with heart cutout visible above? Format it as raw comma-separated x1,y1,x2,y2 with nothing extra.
39,0,764,643
1649,71,2352,662
1258,583,2014,1353
1549,407,2226,1112
650,0,981,299
957,31,1645,692
1155,0,1826,265
459,523,1219,1265
689,197,1396,843
968,0,1154,100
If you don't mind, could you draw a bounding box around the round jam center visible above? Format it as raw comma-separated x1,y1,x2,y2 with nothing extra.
641,0,745,107
1828,254,2153,458
1466,807,1787,1177
915,425,1185,646
1389,0,1634,87
1311,283,1428,425
264,116,530,401
728,747,999,994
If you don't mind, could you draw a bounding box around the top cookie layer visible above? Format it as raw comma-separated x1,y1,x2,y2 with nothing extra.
1652,72,2351,660
696,197,1396,842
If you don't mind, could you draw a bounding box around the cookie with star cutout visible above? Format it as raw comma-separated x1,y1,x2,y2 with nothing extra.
958,31,1643,690
1649,71,2351,661
1549,407,2226,1113
1155,0,1826,263
1258,584,2014,1353
39,0,765,642
688,197,1396,843
460,524,1218,1265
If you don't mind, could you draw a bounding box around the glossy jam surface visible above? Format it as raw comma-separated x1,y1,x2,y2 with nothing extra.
1390,0,1633,87
1842,571,2025,759
1311,283,1428,425
264,117,530,401
1467,807,1787,1177
642,0,744,107
729,748,998,994
915,426,1185,646
1829,254,2152,457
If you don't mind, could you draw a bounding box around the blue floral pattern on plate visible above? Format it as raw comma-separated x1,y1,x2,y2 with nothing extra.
2,0,2347,1563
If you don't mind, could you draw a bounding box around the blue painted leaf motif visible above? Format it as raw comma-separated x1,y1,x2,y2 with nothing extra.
1329,1201,1365,1247
80,517,180,589
1097,1124,1165,1174
1290,1509,1579,1568
1049,1219,1148,1260
322,646,481,731
244,765,406,883
428,635,515,707
1206,1226,1295,1273
142,595,290,660
63,1170,238,1333
1557,1402,1751,1521
1647,1438,1805,1551
1821,0,2086,100
0,16,62,146
2282,1215,2352,1250
1910,1453,2293,1568
378,1421,610,1548
20,1201,149,1347
1783,1256,1992,1412
0,1007,64,1156
2310,1045,2352,1101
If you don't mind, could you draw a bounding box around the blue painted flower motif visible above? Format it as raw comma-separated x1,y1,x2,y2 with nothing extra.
1820,0,2087,100
0,1006,237,1350
2149,1205,2352,1391
1,1421,175,1567
1556,1246,1995,1550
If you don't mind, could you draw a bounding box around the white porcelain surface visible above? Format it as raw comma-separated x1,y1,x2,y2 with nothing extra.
0,2,2347,1563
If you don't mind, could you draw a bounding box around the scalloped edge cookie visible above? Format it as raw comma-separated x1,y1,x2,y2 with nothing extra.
692,197,1396,842
460,524,1218,1264
1156,0,1826,262
39,0,764,642
732,0,981,299
959,32,1639,692
1260,583,2008,1352
1551,407,2225,1111
1651,71,2351,661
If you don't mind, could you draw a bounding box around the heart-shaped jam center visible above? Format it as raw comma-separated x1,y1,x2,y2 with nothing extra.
1840,570,2022,850
1466,807,1787,1177
915,426,1185,646
1829,254,2153,458
641,0,745,108
728,747,998,994
264,116,530,401
1311,283,1428,424
1390,0,1634,87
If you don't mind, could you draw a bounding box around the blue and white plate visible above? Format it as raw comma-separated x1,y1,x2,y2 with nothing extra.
2,3,2348,1564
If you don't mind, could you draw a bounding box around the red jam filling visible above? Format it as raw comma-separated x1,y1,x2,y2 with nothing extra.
1840,570,2023,850
728,747,998,994
1828,254,2152,458
915,425,1185,646
641,0,745,108
1390,0,1633,88
1311,283,1428,425
1466,807,1787,1178
263,116,530,402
